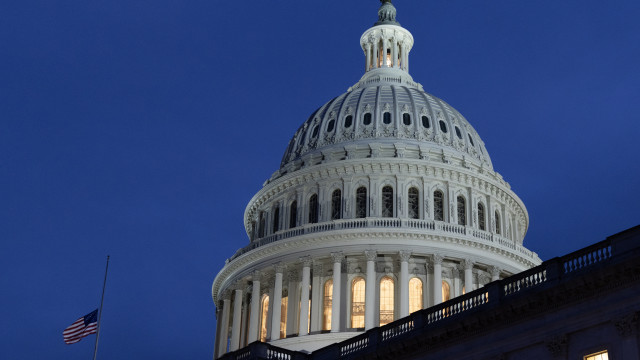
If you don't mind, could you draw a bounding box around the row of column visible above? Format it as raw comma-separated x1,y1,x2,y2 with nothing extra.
363,34,410,72
216,253,501,358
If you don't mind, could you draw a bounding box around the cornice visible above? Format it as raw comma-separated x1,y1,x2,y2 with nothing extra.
212,227,539,303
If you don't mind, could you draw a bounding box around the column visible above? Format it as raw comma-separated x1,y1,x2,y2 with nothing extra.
214,307,222,358
399,251,411,317
365,43,372,72
382,39,388,67
270,263,285,340
217,295,231,358
230,285,243,351
310,263,323,332
433,254,443,305
373,41,379,69
392,38,398,68
330,252,344,332
364,250,377,330
299,257,312,336
490,266,501,282
286,272,299,336
247,271,261,343
464,259,474,293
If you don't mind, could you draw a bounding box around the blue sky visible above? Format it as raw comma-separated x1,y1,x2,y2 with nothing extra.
1,1,639,359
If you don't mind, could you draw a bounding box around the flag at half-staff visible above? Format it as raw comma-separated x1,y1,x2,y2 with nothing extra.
63,309,98,344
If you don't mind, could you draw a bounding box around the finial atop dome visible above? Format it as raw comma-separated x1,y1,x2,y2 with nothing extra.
375,0,400,26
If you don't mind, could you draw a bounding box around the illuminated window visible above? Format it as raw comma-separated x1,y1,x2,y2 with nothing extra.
323,280,333,331
434,190,444,221
381,186,394,217
495,211,501,235
584,351,609,360
308,194,318,224
356,187,367,218
408,187,419,219
280,296,288,339
272,205,280,233
289,201,297,228
351,277,365,328
442,281,450,302
379,276,394,326
331,189,342,220
478,203,486,231
409,278,423,313
259,295,269,342
457,196,466,226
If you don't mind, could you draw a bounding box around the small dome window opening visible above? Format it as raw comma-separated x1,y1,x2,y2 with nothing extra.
363,113,372,125
383,112,392,124
421,116,430,128
344,115,353,128
403,113,411,126
327,120,335,132
439,120,448,133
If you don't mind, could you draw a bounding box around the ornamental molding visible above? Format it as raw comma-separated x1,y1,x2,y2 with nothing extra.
212,228,537,302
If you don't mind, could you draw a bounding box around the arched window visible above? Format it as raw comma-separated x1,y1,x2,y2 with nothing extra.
402,113,411,126
327,119,335,132
421,115,430,128
383,112,392,124
433,190,444,221
409,278,423,313
331,189,342,220
258,212,266,238
478,203,486,231
381,186,394,218
457,196,466,226
280,296,288,339
442,281,450,302
356,187,367,218
344,115,353,128
363,113,372,125
351,277,365,328
323,280,333,331
308,194,318,224
439,120,448,133
455,126,462,139
289,201,297,229
495,211,501,235
379,276,394,326
259,295,269,342
272,205,280,233
408,187,419,219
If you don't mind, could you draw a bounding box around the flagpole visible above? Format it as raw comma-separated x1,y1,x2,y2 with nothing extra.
93,255,110,360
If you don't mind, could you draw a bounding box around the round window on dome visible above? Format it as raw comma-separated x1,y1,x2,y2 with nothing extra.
468,134,475,146
383,112,392,124
312,125,319,137
421,116,430,128
344,115,353,128
455,126,462,139
439,120,448,133
363,113,372,125
402,113,411,126
327,120,335,132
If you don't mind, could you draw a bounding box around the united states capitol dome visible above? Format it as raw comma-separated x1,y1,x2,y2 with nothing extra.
213,1,540,358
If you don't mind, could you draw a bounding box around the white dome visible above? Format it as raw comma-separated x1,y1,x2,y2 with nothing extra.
213,2,540,357
279,82,493,175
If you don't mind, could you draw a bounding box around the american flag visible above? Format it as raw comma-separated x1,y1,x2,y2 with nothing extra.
63,309,98,344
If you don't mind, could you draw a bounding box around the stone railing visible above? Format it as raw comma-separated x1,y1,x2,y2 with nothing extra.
219,235,618,360
229,218,533,262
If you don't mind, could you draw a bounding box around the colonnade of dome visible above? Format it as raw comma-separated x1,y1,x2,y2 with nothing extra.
212,1,541,358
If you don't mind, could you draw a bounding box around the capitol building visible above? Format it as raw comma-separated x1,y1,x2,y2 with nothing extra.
212,1,544,357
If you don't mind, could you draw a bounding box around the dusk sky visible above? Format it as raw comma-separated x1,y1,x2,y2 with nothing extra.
2,1,639,359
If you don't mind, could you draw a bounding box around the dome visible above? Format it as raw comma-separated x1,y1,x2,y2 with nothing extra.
213,2,540,358
279,83,493,174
